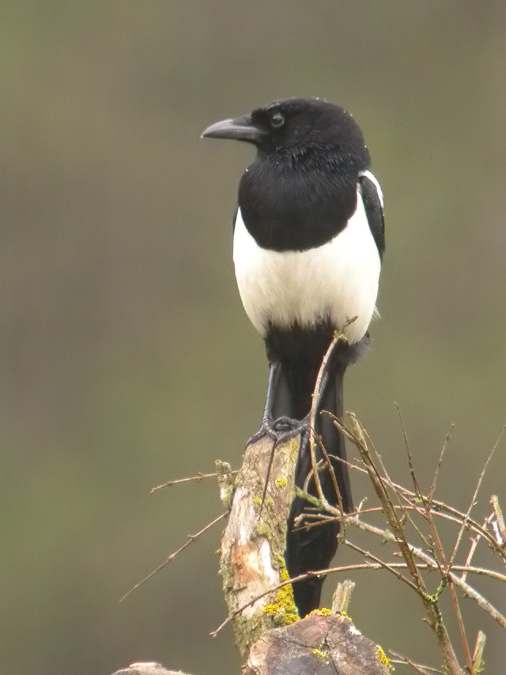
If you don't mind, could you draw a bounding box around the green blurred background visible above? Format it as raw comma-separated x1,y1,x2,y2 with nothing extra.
1,2,505,673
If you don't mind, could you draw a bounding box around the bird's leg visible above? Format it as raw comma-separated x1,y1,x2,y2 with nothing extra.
247,361,282,445
248,361,307,446
249,361,308,517
248,361,305,443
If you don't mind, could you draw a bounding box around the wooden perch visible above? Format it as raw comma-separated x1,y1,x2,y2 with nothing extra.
216,433,390,673
218,434,300,656
112,663,190,675
245,613,389,675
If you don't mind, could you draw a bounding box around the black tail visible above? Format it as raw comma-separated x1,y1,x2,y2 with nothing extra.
285,364,353,616
264,326,365,616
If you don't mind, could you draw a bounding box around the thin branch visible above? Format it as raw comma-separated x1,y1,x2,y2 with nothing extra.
308,327,350,512
344,413,429,597
471,631,486,675
327,424,504,558
332,579,355,614
316,427,345,523
350,515,506,630
292,481,506,631
449,427,504,568
120,512,227,602
294,503,492,543
150,471,237,494
368,425,433,554
419,480,473,669
390,650,444,674
306,318,358,516
210,541,506,641
344,539,420,592
461,512,496,583
428,423,455,502
490,494,506,547
394,402,423,501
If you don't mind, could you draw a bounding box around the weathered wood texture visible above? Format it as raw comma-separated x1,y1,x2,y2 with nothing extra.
219,435,300,657
112,662,190,675
112,435,391,674
245,614,389,675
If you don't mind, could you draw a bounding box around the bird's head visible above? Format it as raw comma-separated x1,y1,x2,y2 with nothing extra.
202,97,368,163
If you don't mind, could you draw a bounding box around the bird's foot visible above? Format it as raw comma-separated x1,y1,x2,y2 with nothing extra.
251,417,309,519
247,416,308,447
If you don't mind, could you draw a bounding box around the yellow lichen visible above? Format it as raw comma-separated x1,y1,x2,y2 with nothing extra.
253,495,274,509
275,476,288,489
254,521,270,537
263,562,299,626
339,609,352,620
376,645,393,670
274,553,286,568
308,607,333,617
310,647,329,662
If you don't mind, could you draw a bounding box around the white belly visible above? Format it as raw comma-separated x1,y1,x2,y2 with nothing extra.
232,186,381,343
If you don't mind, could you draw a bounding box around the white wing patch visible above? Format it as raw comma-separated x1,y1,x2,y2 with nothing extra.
233,184,381,343
359,169,384,208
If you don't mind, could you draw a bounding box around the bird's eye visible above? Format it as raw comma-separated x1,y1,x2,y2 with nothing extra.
270,112,285,129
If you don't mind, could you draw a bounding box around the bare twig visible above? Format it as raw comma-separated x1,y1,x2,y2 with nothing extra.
120,512,227,602
419,476,473,669
341,510,506,630
403,489,504,560
449,427,504,567
150,471,237,494
428,424,455,502
326,424,504,558
306,318,358,516
344,539,420,592
370,424,433,553
316,428,345,521
427,427,502,671
332,579,355,614
390,650,443,674
490,495,506,548
461,512,496,583
345,414,429,596
210,552,506,641
394,402,423,501
471,631,486,674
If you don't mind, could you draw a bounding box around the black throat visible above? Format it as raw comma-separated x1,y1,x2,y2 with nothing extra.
238,145,365,252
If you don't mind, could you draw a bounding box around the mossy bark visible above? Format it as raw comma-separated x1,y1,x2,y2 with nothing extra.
219,435,391,674
244,614,391,674
219,434,301,657
112,434,392,674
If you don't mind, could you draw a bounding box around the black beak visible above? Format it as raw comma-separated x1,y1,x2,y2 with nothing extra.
201,114,266,144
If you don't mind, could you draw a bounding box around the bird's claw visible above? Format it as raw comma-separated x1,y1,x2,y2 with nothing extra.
247,416,308,448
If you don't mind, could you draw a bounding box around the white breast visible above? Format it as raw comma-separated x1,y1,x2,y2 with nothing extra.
232,184,381,344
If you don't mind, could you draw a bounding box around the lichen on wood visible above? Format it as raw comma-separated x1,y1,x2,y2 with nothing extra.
244,613,391,674
218,434,301,657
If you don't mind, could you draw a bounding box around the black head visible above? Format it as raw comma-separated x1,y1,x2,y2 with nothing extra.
202,97,369,164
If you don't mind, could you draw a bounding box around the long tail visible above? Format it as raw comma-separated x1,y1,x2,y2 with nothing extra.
285,364,353,617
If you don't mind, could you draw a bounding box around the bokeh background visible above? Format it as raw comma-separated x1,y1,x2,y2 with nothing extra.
1,2,505,673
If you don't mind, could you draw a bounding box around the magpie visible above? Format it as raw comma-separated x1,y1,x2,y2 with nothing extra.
202,97,385,616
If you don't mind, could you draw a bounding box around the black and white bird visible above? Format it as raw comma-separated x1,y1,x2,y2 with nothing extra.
202,97,385,616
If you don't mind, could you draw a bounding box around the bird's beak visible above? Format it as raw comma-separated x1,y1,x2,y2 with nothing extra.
201,114,266,143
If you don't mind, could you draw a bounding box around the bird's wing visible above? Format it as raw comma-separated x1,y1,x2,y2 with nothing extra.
358,170,385,259
232,204,239,232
